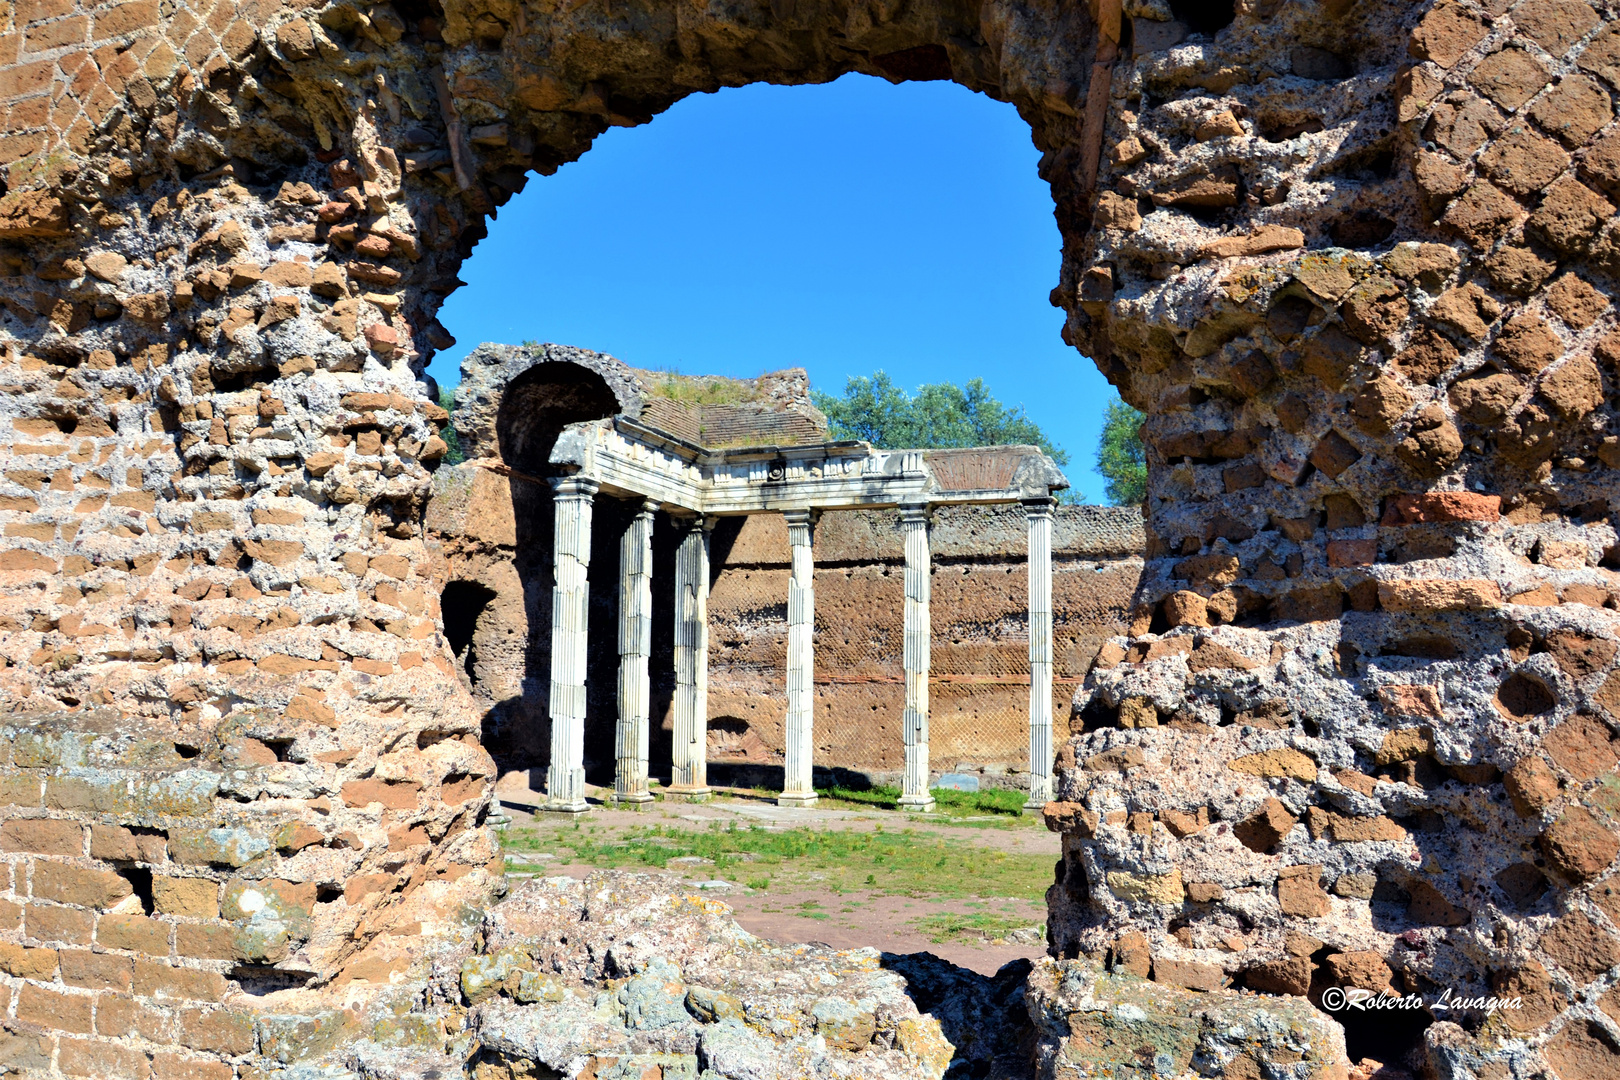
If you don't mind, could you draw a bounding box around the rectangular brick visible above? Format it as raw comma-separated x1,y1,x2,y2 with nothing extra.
0,771,42,805
151,1052,232,1080
0,941,58,978
60,948,133,990
0,1021,52,1072
0,132,47,166
133,959,226,1003
175,922,236,961
178,1006,255,1056
1,816,83,854
16,0,73,22
23,14,87,52
154,877,217,918
27,901,94,944
98,913,170,956
33,861,133,908
58,1036,150,1079
17,983,94,1033
94,991,172,1041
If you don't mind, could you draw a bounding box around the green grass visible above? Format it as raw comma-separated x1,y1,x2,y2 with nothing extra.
912,910,1044,945
812,784,1033,821
501,820,1051,902
647,369,760,406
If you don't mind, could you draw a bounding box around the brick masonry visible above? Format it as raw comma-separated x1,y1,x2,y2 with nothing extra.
0,0,1614,1076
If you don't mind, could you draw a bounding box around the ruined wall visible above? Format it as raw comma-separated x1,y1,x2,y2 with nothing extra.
702,504,1142,789
0,0,1618,1075
428,475,1143,791
1048,1,1620,1078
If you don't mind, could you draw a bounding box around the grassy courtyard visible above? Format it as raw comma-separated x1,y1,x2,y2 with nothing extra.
498,788,1057,958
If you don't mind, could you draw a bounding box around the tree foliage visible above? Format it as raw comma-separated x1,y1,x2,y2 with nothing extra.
1095,396,1146,506
812,371,1070,466
440,388,465,465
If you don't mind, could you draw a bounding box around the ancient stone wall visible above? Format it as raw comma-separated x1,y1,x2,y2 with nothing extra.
1,0,1619,1075
701,504,1142,790
1048,1,1620,1077
428,473,1144,791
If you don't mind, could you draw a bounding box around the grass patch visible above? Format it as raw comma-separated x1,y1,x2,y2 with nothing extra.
813,784,1032,820
912,911,1044,945
646,369,760,406
502,820,1050,902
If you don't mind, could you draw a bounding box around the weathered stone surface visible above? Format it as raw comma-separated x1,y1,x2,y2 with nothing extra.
1542,807,1620,881
4,0,1620,1077
1026,959,1345,1079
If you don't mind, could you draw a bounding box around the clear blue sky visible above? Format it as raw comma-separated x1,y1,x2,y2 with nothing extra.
426,72,1115,503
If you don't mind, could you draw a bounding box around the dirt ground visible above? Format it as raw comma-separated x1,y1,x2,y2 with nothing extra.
493,773,1059,976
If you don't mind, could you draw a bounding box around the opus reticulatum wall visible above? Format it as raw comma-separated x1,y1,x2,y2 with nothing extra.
0,0,1618,1077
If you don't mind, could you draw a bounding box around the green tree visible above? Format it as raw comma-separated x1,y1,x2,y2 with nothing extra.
1095,396,1146,506
440,388,465,465
811,372,1077,500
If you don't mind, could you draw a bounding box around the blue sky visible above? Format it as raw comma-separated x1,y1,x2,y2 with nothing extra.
426,72,1115,503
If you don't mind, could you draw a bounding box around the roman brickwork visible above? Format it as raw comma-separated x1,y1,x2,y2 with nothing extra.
0,0,1614,1076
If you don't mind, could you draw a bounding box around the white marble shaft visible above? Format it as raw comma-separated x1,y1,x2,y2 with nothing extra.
545,476,599,813
613,500,658,805
779,508,819,806
1024,498,1055,811
897,503,935,812
669,514,712,797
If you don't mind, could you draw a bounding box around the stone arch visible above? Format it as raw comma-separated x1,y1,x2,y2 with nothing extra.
0,0,1619,1075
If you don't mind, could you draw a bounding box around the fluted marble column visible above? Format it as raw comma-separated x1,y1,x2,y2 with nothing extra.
1024,497,1055,812
778,508,818,807
667,513,712,800
612,499,657,807
544,475,598,814
897,502,935,812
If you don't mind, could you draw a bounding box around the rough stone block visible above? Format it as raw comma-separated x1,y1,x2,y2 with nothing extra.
0,816,82,854
17,983,94,1034
154,877,218,919
98,913,171,956
32,861,133,909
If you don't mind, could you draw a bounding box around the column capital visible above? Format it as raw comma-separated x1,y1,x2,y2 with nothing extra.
636,498,661,516
898,501,933,524
782,507,820,527
1022,495,1057,517
550,474,601,498
671,509,713,531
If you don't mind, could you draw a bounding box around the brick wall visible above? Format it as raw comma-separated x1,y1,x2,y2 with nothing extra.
0,707,497,1075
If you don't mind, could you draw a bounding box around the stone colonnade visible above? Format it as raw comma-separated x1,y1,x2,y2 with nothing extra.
541,480,1058,812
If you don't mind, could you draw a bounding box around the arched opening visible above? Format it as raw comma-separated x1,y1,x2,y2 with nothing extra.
427,71,1121,812
494,361,622,476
